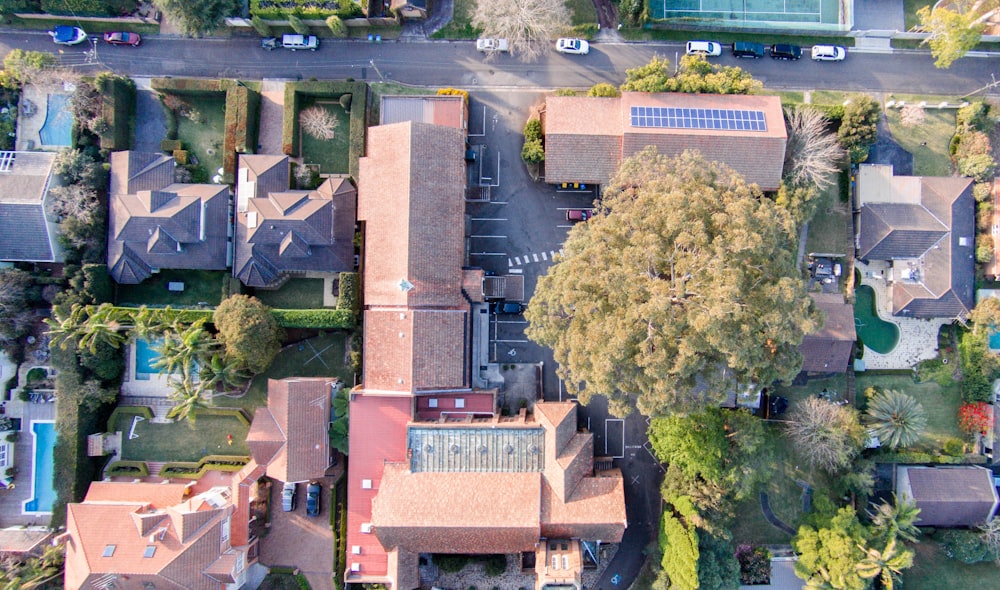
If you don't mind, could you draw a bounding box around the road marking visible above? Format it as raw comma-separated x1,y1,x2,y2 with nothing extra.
470,234,508,239
513,256,521,265
470,217,507,221
630,475,640,485
541,252,548,260
532,253,539,262
470,252,507,257
509,268,523,274
494,338,528,343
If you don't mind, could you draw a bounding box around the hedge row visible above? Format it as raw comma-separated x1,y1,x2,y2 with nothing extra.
873,451,987,464
194,406,252,427
40,0,135,16
106,405,153,432
105,460,149,477
223,83,261,184
250,0,363,20
337,272,359,314
281,80,369,179
271,308,355,329
160,455,250,479
98,73,136,150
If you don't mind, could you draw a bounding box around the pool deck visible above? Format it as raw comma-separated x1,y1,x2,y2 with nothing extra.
0,399,55,526
856,260,948,370
15,83,73,152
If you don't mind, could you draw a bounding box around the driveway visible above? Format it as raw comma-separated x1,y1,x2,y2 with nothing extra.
259,477,335,590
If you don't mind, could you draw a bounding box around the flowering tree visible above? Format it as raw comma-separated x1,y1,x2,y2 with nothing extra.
958,402,993,437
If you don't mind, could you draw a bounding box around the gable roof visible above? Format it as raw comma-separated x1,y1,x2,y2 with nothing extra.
543,93,787,190
857,164,975,319
897,466,1000,527
362,308,469,393
358,122,468,308
0,527,52,558
234,155,357,288
107,152,229,284
246,377,335,483
380,95,467,130
0,151,58,262
799,293,856,373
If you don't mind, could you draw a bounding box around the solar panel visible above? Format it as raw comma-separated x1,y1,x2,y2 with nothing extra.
630,106,767,132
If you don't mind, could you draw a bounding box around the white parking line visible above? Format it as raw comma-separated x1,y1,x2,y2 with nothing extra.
541,252,548,260
494,338,528,343
470,252,507,256
471,218,508,221
514,256,521,264
605,419,625,459
470,235,508,239
532,253,539,262
509,268,523,274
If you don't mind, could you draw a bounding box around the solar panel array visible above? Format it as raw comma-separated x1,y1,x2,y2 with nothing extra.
630,106,768,132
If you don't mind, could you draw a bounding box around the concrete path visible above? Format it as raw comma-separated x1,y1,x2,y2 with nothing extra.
759,492,797,536
258,80,286,155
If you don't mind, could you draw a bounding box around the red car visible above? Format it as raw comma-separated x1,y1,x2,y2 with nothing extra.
565,209,591,222
103,31,141,46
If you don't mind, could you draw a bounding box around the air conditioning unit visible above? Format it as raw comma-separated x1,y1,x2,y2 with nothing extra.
361,523,372,534
455,398,465,409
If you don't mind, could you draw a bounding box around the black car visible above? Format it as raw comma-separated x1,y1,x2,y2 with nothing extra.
769,44,802,60
306,482,321,517
732,41,765,59
491,301,526,315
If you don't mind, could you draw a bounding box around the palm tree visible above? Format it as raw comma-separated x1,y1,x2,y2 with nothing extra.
45,303,89,350
75,303,130,354
865,389,927,449
152,333,186,376
2,543,65,589
165,367,210,424
199,354,251,393
869,495,922,544
856,535,914,590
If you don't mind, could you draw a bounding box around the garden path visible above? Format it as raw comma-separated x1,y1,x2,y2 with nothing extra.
258,80,286,155
758,492,796,536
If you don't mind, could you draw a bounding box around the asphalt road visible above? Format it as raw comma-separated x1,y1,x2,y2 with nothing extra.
2,30,1000,96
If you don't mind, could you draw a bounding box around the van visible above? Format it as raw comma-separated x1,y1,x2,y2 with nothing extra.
282,34,319,51
732,41,765,59
769,44,802,60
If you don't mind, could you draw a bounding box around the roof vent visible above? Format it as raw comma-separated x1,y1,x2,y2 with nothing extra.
451,444,461,453
399,278,414,292
506,445,515,454
426,444,434,454
360,523,372,534
361,479,372,489
529,445,540,455
479,445,488,453
352,546,361,555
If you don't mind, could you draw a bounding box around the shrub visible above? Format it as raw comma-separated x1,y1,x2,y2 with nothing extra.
939,529,996,563
107,405,154,432
521,138,544,163
195,407,252,427
161,139,182,152
437,88,469,103
339,93,352,112
838,94,879,163
959,402,993,437
587,83,620,97
736,544,771,585
337,272,360,314
943,438,966,456
288,15,310,35
974,182,992,202
327,15,347,38
106,461,150,477
956,101,990,131
959,153,997,182
484,554,506,577
523,118,542,142
435,554,474,573
251,15,272,37
271,309,356,329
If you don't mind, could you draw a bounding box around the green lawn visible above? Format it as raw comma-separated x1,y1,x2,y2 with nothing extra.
774,375,849,408
804,180,850,256
884,100,957,177
811,90,852,106
730,494,794,545
565,0,597,25
175,94,226,180
854,373,963,452
241,332,354,412
115,413,249,463
298,96,351,175
250,279,327,309
114,270,228,307
431,0,479,39
904,539,1000,590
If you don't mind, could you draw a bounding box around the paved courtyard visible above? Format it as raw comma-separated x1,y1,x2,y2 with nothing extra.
259,476,336,590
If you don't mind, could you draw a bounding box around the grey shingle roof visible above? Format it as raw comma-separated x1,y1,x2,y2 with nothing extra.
0,203,53,261
0,151,57,262
898,466,1000,527
799,293,856,373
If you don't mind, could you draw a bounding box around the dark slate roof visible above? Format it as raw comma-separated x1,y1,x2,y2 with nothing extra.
857,167,975,319
800,293,856,373
234,155,357,288
0,151,57,262
900,466,999,527
0,203,53,261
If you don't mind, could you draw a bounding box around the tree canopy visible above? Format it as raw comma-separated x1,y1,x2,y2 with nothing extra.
621,55,761,95
213,295,283,373
785,397,865,472
525,149,819,417
793,507,870,590
917,2,993,68
152,0,238,37
471,0,570,60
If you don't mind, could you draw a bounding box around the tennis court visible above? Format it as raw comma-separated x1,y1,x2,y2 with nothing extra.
649,0,845,28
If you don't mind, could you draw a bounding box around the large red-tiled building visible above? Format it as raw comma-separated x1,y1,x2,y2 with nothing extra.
346,120,626,590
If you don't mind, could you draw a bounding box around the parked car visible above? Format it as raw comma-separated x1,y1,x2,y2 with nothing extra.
282,34,318,51
476,38,509,53
492,301,526,315
555,38,589,55
769,44,802,60
260,37,278,51
103,31,141,46
281,482,297,512
49,26,87,46
811,45,847,61
732,41,766,59
685,40,722,56
566,209,591,222
306,482,321,517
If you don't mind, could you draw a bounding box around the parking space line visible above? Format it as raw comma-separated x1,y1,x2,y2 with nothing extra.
509,268,523,274
471,252,507,256
557,224,574,228
495,319,528,324
532,253,539,262
494,339,528,343
470,235,508,239
513,256,521,264
471,218,507,221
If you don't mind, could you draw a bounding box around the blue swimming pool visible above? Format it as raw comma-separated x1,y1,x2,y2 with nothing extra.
990,330,1000,352
23,421,56,514
38,94,72,147
134,338,162,381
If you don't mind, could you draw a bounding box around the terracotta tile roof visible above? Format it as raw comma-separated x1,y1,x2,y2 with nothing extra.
246,378,334,482
800,293,856,373
84,481,191,507
108,152,229,284
229,460,265,548
346,394,412,581
540,472,627,542
857,165,975,318
0,151,57,262
543,93,786,190
897,466,1000,527
380,95,467,130
362,308,470,393
372,464,542,553
357,122,468,308
234,155,357,287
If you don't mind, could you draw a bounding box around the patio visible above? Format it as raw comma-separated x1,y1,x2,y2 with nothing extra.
16,82,75,151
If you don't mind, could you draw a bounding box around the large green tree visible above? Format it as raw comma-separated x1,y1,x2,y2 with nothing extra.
793,507,870,590
525,149,819,417
621,55,761,95
654,497,701,590
152,0,238,37
837,95,880,164
213,295,283,374
0,268,36,347
917,1,995,68
864,389,927,449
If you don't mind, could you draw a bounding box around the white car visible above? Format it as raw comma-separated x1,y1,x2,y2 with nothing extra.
556,38,589,55
811,45,847,61
476,38,509,53
686,40,722,56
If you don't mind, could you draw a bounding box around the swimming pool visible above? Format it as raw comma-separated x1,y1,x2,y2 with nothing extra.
990,331,1000,352
22,421,56,514
133,338,161,381
38,94,72,147
854,285,900,354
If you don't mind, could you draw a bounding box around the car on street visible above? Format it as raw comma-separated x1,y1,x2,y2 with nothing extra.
685,40,722,56
103,31,141,46
811,44,847,61
260,37,278,51
281,482,297,512
282,34,319,51
732,41,766,58
769,44,802,60
556,38,589,55
49,26,87,46
492,301,526,315
566,209,591,222
476,38,509,53
306,482,321,516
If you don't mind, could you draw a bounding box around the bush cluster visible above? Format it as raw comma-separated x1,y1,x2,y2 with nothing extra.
250,0,363,20
41,0,136,16
337,272,360,314
105,461,150,477
837,94,879,163
522,118,544,164
271,308,356,329
952,102,996,183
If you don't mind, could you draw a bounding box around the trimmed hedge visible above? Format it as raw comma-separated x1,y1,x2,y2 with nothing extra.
873,451,987,464
41,0,136,16
107,405,154,432
250,0,363,20
97,73,135,150
281,80,369,179
337,272,359,314
105,460,149,477
160,455,250,479
195,407,252,427
271,308,355,329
